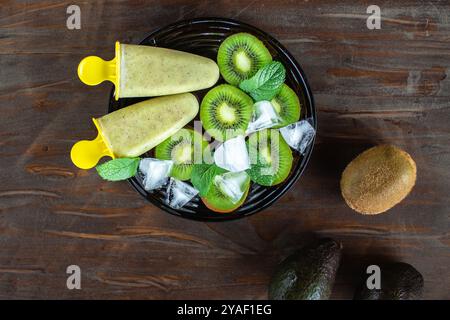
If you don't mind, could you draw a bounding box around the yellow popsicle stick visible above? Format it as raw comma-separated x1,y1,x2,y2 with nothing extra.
70,118,115,169
77,41,121,100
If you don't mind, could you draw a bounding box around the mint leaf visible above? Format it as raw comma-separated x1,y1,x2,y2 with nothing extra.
239,61,286,101
96,157,141,181
191,164,226,197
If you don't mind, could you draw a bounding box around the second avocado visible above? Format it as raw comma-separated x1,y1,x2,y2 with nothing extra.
354,262,424,300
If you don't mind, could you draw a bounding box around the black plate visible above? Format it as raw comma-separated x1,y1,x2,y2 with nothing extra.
108,17,316,221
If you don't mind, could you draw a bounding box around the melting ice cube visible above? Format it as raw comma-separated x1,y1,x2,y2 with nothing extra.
279,120,316,155
246,101,281,134
165,178,199,209
138,158,173,191
214,135,250,172
214,171,249,204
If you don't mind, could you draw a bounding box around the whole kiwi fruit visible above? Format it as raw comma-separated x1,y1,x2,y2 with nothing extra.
340,145,416,215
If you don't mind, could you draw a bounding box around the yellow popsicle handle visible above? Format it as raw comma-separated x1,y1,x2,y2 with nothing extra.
70,119,115,169
77,42,121,100
77,56,116,85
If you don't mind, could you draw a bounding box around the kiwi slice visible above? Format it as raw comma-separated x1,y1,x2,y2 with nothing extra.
155,128,208,181
200,84,253,141
271,84,301,128
217,32,272,86
247,129,293,186
201,175,251,213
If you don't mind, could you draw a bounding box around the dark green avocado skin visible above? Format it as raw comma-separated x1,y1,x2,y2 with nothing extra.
354,262,424,300
268,238,342,300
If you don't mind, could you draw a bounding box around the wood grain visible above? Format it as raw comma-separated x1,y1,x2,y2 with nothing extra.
0,0,449,299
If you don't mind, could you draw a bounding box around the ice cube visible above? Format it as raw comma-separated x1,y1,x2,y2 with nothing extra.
279,119,316,155
214,135,250,172
138,158,173,191
246,101,281,134
165,178,199,209
214,171,249,204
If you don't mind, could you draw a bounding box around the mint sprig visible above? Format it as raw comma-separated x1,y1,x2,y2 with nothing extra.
191,164,226,197
96,157,141,181
239,61,286,101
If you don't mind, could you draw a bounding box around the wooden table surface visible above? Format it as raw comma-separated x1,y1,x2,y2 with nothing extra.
1,0,449,300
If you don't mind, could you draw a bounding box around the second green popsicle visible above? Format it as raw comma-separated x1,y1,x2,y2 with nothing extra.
71,93,199,169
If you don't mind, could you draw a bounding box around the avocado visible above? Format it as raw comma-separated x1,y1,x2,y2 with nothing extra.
354,262,424,300
268,238,342,300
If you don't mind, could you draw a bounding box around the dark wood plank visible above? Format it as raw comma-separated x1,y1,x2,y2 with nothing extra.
0,0,448,299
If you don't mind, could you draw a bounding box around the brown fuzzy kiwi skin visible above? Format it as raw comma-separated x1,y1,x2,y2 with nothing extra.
340,145,416,215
